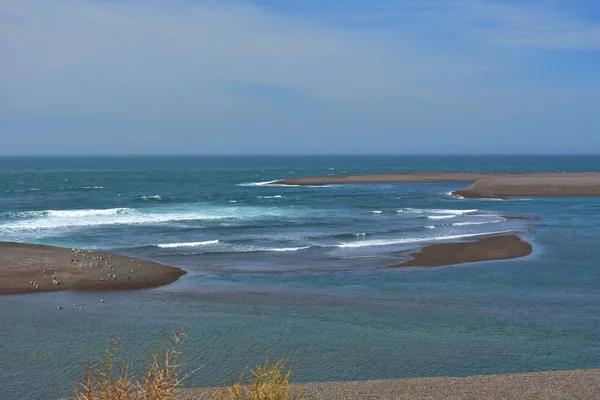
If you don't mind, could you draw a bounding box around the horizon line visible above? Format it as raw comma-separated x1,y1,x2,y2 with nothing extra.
2,153,600,158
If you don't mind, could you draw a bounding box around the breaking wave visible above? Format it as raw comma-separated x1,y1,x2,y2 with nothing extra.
334,230,512,249
398,208,478,215
427,215,456,220
452,219,504,226
156,240,220,248
0,204,286,232
238,180,283,187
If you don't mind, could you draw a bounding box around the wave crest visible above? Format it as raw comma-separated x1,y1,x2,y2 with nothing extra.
156,240,220,248
398,208,478,215
335,230,512,249
427,215,456,220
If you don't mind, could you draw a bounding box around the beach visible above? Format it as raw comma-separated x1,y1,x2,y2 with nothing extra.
0,242,186,295
390,234,533,268
176,369,600,400
273,172,600,199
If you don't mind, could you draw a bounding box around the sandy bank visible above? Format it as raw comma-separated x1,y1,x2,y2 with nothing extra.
455,174,600,198
275,172,494,186
0,242,186,295
175,369,600,399
273,172,600,198
388,235,532,268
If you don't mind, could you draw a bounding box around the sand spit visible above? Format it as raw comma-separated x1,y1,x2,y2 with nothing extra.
273,172,600,198
0,242,186,295
388,234,532,268
274,172,494,186
175,369,600,400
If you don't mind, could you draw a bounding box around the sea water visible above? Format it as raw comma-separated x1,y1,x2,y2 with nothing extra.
0,155,599,399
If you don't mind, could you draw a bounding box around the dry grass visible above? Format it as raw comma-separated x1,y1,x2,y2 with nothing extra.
214,354,303,400
72,325,199,400
70,327,301,400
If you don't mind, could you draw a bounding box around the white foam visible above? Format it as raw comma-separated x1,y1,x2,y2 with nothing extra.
452,219,504,226
37,208,133,218
446,191,464,199
0,205,285,232
156,240,220,248
258,195,284,199
370,210,383,214
425,225,435,229
229,200,238,203
238,180,324,188
141,195,162,200
199,245,311,254
238,180,281,187
82,186,106,189
399,208,478,215
471,197,504,201
427,215,456,220
259,246,310,252
335,230,512,249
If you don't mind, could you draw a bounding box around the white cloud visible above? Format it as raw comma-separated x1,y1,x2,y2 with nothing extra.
0,0,599,154
0,0,508,117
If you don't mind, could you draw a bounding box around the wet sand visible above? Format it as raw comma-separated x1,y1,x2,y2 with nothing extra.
176,369,600,399
273,172,600,198
0,242,186,295
389,235,532,268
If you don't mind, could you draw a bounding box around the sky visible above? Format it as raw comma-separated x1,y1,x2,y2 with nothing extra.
1,0,600,155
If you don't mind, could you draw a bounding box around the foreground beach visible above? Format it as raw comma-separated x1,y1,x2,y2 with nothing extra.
176,369,600,399
0,242,186,294
274,172,600,198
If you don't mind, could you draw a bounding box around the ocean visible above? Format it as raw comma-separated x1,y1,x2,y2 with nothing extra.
1,155,599,399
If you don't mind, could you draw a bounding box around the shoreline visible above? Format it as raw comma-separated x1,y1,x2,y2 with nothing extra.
389,234,533,268
176,369,600,399
0,242,186,295
272,172,600,198
1,235,533,294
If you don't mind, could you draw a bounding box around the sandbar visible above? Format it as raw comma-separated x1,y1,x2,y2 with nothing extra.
0,242,186,295
273,172,600,198
388,234,532,268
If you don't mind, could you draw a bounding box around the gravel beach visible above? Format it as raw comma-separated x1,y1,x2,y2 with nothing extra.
175,369,600,400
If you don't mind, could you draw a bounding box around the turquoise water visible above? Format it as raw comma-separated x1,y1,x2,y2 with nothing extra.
1,156,599,399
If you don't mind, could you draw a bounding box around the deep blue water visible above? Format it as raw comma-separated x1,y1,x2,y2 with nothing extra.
1,155,599,399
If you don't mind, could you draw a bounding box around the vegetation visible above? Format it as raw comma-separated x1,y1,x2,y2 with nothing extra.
215,353,302,400
70,327,302,400
72,326,198,400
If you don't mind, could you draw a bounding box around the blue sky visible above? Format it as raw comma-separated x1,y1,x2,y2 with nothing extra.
1,0,599,155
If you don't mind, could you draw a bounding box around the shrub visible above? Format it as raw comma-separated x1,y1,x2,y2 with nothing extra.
214,353,302,400
72,325,198,400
